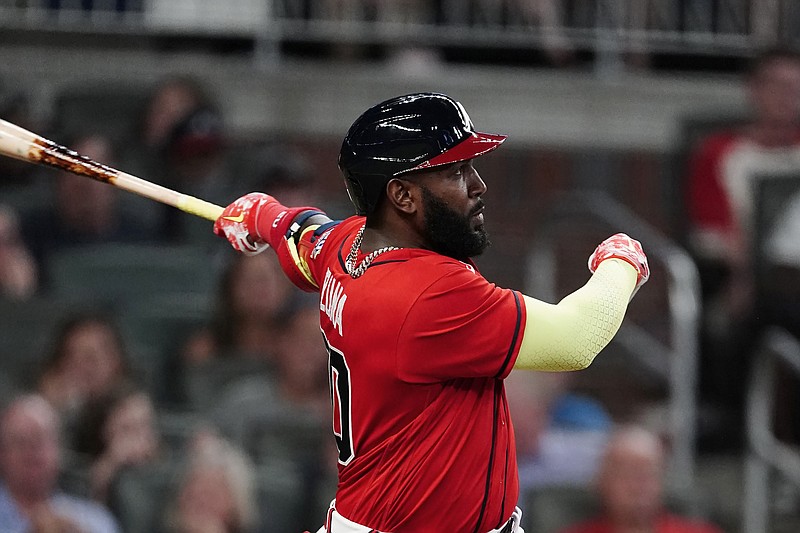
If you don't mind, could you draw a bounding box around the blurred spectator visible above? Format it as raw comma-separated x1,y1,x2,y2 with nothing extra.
686,47,800,304
162,106,228,196
160,430,257,533
0,204,38,300
273,302,330,416
506,371,611,491
137,76,211,158
244,147,321,209
21,134,156,277
170,252,294,409
0,393,120,533
557,425,725,533
182,253,294,365
159,106,236,244
684,47,800,448
37,312,134,429
119,75,215,242
275,301,345,521
72,384,161,504
208,299,335,532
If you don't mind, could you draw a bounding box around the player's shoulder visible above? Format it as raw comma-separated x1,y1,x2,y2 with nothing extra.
404,250,483,279
397,253,505,302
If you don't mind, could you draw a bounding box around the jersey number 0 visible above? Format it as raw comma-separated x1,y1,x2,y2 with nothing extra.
324,331,355,465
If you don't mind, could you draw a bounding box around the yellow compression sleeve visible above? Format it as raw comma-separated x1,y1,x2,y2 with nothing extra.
515,258,638,371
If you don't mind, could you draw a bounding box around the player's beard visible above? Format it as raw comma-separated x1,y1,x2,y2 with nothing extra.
420,185,490,260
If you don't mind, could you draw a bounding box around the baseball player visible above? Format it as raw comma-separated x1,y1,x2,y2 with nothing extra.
214,93,649,533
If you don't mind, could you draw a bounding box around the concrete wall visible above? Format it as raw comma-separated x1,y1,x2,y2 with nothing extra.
0,44,747,153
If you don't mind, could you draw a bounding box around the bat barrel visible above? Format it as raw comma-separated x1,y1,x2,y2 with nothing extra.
0,118,225,222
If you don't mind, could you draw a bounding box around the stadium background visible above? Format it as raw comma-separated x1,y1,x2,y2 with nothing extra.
0,1,797,532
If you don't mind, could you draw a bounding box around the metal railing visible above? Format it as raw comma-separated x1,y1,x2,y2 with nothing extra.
744,327,800,533
525,190,701,490
0,0,796,64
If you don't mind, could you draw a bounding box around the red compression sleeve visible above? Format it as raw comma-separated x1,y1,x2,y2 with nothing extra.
252,197,325,292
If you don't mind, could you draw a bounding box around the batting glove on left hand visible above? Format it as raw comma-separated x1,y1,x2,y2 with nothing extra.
214,192,271,255
588,233,650,298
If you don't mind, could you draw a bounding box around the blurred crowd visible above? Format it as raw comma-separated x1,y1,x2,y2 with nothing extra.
1,44,800,532
0,73,337,533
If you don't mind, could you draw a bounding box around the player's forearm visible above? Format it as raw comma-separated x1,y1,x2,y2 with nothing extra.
515,259,637,371
255,204,330,291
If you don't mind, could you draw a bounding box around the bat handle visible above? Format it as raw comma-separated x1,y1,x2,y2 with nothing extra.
114,171,225,222
176,195,225,222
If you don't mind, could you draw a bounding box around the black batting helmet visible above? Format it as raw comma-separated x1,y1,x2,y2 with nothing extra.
338,93,507,215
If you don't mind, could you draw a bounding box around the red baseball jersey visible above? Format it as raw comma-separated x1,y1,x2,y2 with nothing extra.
292,216,526,532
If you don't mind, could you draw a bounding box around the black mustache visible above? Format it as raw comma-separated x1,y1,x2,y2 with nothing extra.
470,200,485,216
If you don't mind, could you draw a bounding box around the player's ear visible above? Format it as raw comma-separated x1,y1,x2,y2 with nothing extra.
386,178,419,215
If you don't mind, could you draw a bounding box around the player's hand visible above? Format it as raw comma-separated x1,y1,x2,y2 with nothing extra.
588,233,650,296
214,192,271,255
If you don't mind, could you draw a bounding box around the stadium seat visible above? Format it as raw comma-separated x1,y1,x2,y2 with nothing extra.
522,485,598,533
118,292,212,400
108,461,180,533
522,483,708,533
0,296,76,387
110,452,307,533
255,458,311,533
156,409,207,456
185,358,277,414
46,243,218,309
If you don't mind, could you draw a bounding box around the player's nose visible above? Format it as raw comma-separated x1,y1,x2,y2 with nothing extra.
467,166,487,197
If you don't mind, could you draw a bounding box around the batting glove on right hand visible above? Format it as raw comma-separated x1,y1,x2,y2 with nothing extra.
214,192,272,255
588,233,650,298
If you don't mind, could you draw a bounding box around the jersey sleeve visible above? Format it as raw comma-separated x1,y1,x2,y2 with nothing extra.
395,264,525,383
294,220,341,289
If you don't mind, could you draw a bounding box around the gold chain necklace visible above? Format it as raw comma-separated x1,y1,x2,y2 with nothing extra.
344,225,400,278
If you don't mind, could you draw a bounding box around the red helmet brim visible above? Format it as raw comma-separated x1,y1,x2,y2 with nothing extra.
408,131,507,172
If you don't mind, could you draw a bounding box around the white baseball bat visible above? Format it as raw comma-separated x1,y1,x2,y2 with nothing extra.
0,118,224,222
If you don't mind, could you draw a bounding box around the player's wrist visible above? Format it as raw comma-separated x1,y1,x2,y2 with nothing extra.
254,199,326,249
249,194,284,244
588,233,649,289
596,257,639,283
598,254,641,280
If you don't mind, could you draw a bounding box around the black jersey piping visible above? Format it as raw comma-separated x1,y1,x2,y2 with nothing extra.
499,403,511,525
495,291,522,379
337,237,348,271
472,380,501,533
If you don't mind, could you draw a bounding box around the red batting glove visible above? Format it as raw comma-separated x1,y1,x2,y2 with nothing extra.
213,192,272,255
588,233,650,296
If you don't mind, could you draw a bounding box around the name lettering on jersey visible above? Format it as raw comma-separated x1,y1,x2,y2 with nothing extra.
320,268,347,336
310,227,333,260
